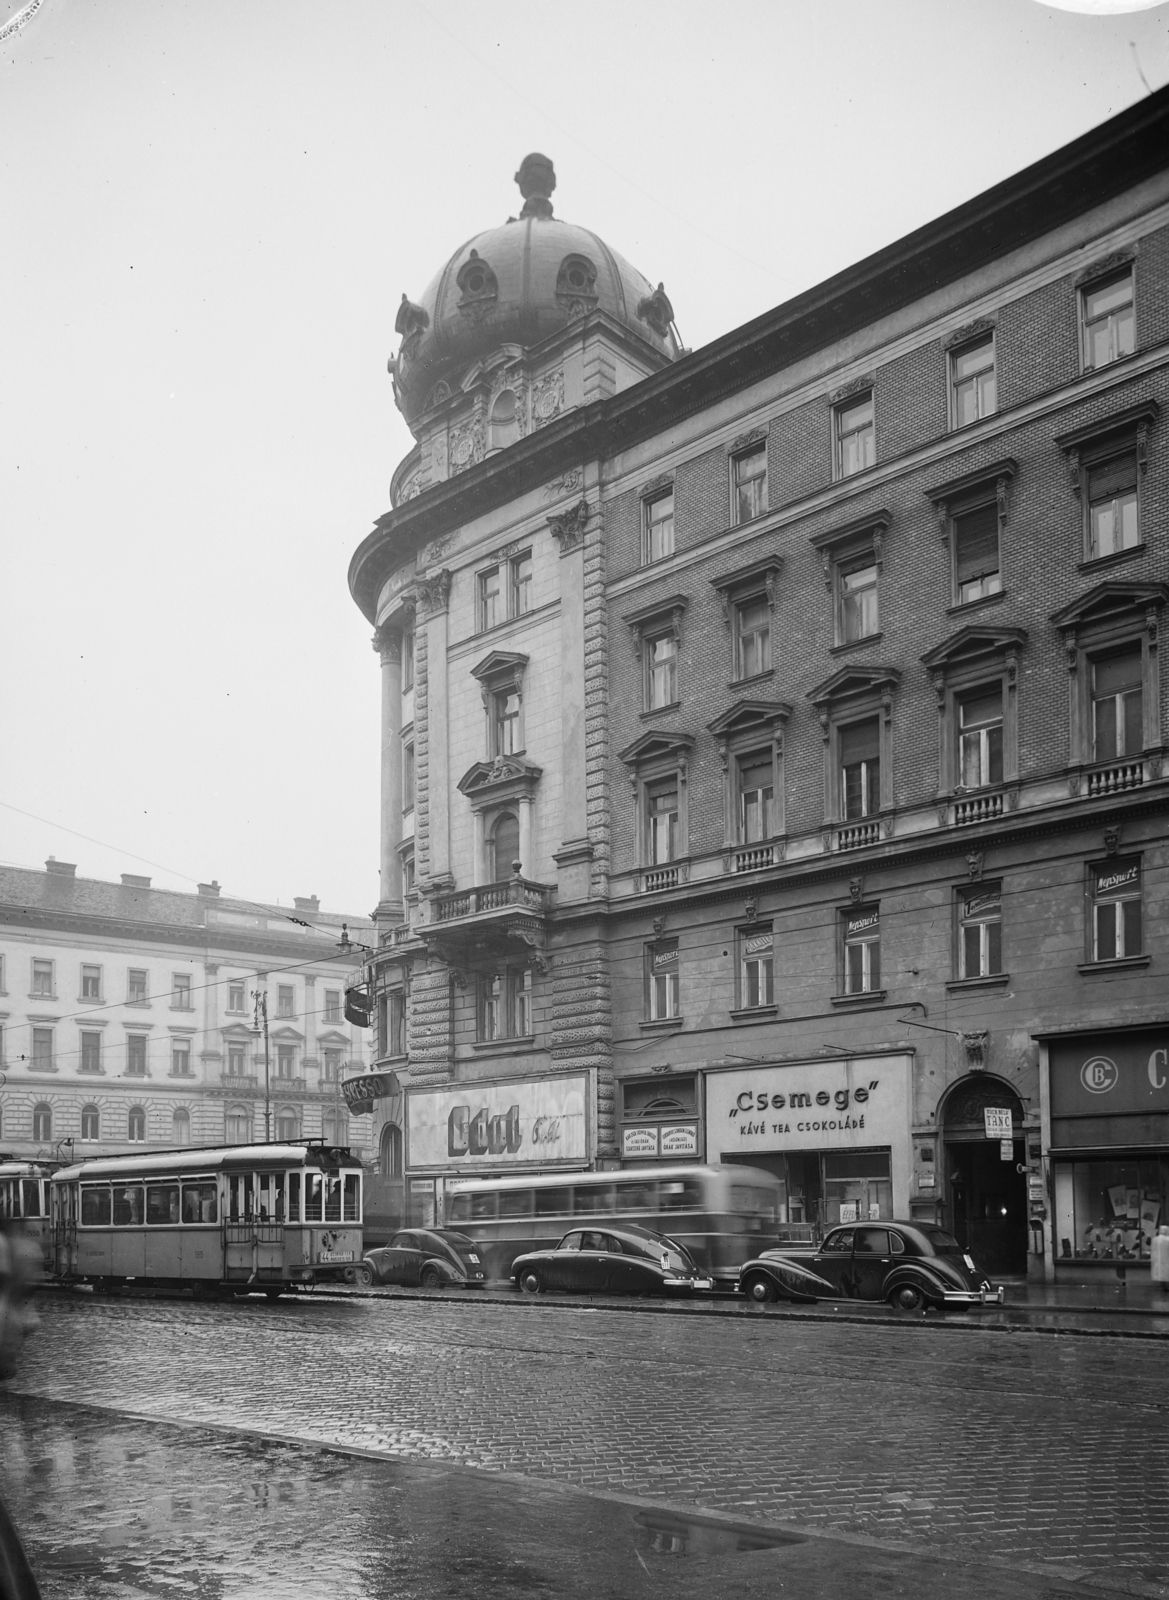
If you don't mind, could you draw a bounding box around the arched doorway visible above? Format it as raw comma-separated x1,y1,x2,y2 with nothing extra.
941,1075,1027,1276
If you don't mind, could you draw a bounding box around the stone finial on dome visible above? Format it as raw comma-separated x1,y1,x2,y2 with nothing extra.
515,153,556,219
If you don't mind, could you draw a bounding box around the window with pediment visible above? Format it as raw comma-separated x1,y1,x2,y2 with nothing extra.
624,596,687,713
920,626,1025,815
926,459,1016,613
1055,401,1158,571
712,558,782,686
471,651,528,760
618,731,696,887
811,511,889,650
707,700,791,870
807,667,900,843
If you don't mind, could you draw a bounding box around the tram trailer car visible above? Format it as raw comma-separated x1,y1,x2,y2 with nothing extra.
49,1143,363,1297
0,1159,58,1275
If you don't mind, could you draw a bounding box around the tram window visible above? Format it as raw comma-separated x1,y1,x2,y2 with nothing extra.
447,1194,471,1223
255,1173,285,1221
659,1180,701,1213
21,1180,42,1219
470,1192,498,1221
81,1187,111,1226
572,1184,615,1215
181,1183,218,1224
229,1174,256,1223
498,1190,533,1219
615,1180,658,1212
0,1182,14,1221
112,1186,144,1226
304,1175,323,1222
534,1187,570,1218
343,1174,360,1222
146,1185,180,1225
288,1172,301,1223
324,1175,343,1223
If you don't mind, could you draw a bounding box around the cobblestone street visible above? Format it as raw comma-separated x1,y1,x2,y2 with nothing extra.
2,1291,1168,1597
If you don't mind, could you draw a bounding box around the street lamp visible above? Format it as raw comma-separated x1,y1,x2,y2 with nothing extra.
252,988,271,1143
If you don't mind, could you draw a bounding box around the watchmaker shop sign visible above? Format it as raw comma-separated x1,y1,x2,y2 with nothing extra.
1048,1029,1169,1142
706,1055,912,1159
409,1074,588,1170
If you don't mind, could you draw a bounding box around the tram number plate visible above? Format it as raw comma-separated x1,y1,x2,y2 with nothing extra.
319,1250,354,1262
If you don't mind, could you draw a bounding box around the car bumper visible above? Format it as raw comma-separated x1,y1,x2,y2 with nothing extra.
662,1276,713,1291
941,1286,1005,1306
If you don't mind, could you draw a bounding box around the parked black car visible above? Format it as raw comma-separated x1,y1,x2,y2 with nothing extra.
354,1228,486,1289
511,1225,712,1296
738,1221,1004,1312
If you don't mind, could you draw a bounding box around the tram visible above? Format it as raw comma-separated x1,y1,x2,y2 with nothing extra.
49,1142,363,1297
0,1158,58,1274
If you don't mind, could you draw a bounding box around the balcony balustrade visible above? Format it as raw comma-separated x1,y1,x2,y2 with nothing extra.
1087,759,1145,798
835,820,880,852
954,791,1005,826
220,1072,258,1089
419,874,553,967
731,843,777,874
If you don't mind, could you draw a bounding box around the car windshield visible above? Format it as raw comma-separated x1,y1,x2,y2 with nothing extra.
921,1226,962,1252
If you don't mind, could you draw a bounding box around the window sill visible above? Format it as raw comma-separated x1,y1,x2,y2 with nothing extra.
28,994,58,1003
729,1005,779,1024
26,1065,59,1073
1078,955,1151,975
168,1070,196,1079
829,989,888,1008
126,1002,152,1010
640,701,681,721
78,1067,105,1075
730,668,775,690
639,1016,684,1033
77,996,104,1005
123,1072,152,1080
1078,543,1145,575
946,590,1006,619
945,974,1010,994
471,1036,536,1055
170,1005,195,1013
830,632,883,656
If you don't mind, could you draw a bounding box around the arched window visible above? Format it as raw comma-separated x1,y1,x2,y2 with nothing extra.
80,1104,100,1142
380,1123,403,1178
225,1105,252,1144
276,1108,299,1142
128,1106,146,1143
173,1108,191,1146
32,1103,52,1142
490,812,520,881
488,390,520,452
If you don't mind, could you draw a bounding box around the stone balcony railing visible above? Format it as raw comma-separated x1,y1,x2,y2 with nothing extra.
431,876,552,921
220,1072,258,1088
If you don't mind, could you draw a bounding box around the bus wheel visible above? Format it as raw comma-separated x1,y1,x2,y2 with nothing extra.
519,1269,543,1295
743,1273,777,1304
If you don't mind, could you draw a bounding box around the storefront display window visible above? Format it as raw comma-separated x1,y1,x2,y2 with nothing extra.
1054,1157,1167,1262
822,1151,892,1226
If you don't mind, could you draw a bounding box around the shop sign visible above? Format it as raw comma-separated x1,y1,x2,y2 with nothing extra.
984,1107,1014,1138
660,1124,698,1157
1048,1030,1169,1119
623,1126,659,1158
340,1072,395,1114
999,1138,1013,1161
845,909,879,939
408,1074,588,1170
705,1056,911,1159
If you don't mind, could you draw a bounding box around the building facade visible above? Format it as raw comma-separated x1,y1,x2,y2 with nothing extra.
0,861,373,1164
349,100,1169,1278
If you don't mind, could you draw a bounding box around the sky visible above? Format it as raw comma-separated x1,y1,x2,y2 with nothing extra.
3,0,1168,918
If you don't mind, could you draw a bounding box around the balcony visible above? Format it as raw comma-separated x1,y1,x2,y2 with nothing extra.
954,790,1005,826
418,875,554,968
220,1072,258,1089
730,842,779,874
271,1076,307,1095
1086,759,1145,798
835,820,880,852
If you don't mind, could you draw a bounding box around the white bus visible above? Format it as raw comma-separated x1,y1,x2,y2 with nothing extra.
443,1164,783,1284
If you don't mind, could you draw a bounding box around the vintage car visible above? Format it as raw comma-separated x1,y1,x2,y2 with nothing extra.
511,1224,713,1297
353,1228,486,1289
738,1221,1005,1312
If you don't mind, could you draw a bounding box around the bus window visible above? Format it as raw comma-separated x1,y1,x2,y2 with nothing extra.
730,1184,778,1224
182,1183,217,1224
498,1190,533,1219
305,1175,323,1222
112,1186,144,1226
572,1184,614,1215
447,1194,471,1223
470,1192,497,1221
81,1187,111,1226
343,1174,360,1223
534,1187,571,1218
288,1172,301,1223
324,1175,343,1222
21,1180,41,1219
615,1180,657,1212
146,1185,180,1225
659,1180,701,1212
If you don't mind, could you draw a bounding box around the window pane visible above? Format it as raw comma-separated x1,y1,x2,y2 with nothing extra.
646,492,675,561
1095,902,1117,962
838,718,879,765
841,562,878,639
1085,275,1132,319
1094,648,1141,696
954,503,999,583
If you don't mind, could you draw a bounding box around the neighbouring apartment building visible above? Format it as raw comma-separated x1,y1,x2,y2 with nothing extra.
346,98,1169,1279
0,861,373,1163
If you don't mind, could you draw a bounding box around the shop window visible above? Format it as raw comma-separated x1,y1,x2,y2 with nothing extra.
841,905,881,997
834,393,875,479
957,884,1002,979
950,334,996,429
738,925,774,1010
646,940,680,1022
1054,1157,1164,1262
731,442,768,524
1080,266,1135,372
823,1151,892,1225
643,489,675,564
1088,858,1142,964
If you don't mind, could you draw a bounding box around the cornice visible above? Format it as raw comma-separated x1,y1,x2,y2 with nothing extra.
0,904,350,965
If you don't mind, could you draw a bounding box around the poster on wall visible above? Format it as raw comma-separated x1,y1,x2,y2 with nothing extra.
409,1074,588,1170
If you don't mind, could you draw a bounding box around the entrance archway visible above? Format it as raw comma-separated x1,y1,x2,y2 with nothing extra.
941,1075,1027,1276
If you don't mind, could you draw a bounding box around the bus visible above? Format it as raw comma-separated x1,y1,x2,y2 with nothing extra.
442,1164,783,1284
49,1142,363,1298
0,1159,57,1274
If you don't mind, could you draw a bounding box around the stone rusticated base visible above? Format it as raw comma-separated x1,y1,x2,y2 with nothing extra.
406,962,452,1082
551,939,615,1157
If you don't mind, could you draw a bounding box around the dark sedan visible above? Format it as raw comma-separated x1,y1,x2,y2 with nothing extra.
511,1225,712,1297
738,1221,1004,1312
354,1228,486,1289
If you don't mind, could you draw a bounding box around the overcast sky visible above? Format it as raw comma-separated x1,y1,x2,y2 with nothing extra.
3,0,1167,918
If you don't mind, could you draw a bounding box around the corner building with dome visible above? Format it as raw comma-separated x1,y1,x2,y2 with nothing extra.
349,105,1169,1288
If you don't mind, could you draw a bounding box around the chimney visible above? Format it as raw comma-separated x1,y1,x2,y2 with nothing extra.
197,881,221,898
45,858,77,877
294,895,320,915
120,873,151,889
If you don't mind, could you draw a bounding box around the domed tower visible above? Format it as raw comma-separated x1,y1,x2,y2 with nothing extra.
388,154,681,503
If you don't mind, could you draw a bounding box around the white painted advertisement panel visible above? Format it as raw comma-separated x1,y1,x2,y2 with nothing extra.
408,1074,589,1171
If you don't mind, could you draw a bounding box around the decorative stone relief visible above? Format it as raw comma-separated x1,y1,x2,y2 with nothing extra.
729,427,766,455
543,467,583,499
548,498,590,554
450,416,485,474
943,316,995,351
636,283,675,339
1074,249,1134,288
415,570,452,615
962,1031,989,1070
966,851,984,881
829,374,874,405
532,369,565,428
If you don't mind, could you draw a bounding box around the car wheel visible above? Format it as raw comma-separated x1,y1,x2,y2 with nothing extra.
743,1273,778,1304
264,1288,284,1302
519,1268,543,1295
420,1264,443,1290
353,1263,376,1289
888,1283,926,1313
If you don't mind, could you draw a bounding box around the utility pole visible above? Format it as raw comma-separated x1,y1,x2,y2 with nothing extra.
252,987,271,1142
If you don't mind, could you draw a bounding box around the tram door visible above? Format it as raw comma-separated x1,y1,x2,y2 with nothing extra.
224,1172,286,1281
52,1182,78,1278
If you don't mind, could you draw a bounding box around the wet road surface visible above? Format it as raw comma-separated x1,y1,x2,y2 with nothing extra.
1,1289,1167,1598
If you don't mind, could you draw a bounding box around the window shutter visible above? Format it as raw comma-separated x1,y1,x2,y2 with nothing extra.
838,718,880,764
1093,648,1141,695
1088,453,1137,500
954,503,999,582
